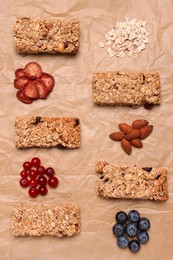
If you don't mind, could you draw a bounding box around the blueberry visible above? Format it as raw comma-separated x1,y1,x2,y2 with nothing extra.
117,235,129,249
137,231,149,244
128,210,140,223
112,223,124,237
116,211,128,224
128,239,140,253
125,223,138,237
138,217,150,231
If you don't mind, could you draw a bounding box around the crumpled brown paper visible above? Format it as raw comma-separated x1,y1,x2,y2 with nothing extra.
0,0,173,259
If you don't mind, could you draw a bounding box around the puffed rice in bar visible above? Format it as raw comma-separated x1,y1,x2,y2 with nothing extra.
14,17,80,55
92,71,160,107
11,202,80,237
96,162,168,201
15,116,80,149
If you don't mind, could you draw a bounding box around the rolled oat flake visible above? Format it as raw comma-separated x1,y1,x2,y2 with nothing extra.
99,17,149,58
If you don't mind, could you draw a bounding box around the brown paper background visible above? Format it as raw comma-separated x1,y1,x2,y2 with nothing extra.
0,0,173,259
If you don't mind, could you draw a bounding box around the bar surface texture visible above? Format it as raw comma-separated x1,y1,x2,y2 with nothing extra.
15,116,80,148
11,202,80,237
14,17,80,55
92,71,160,107
96,161,168,201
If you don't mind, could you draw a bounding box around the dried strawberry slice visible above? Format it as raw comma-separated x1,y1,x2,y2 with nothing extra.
23,81,39,99
15,68,25,78
34,79,49,99
16,91,33,104
40,73,55,93
24,62,43,79
14,77,29,90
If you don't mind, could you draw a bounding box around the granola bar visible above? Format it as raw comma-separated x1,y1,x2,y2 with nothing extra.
96,162,168,201
11,202,80,237
15,116,80,149
92,72,160,107
14,17,80,55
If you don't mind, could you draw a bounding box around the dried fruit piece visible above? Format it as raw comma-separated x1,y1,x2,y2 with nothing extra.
24,62,43,79
132,119,149,129
40,73,55,93
35,79,49,99
144,103,154,110
119,123,132,134
140,125,153,139
15,68,25,78
142,167,152,172
16,91,33,104
23,82,39,99
126,129,141,140
109,131,125,141
14,77,29,90
131,139,143,148
121,139,132,155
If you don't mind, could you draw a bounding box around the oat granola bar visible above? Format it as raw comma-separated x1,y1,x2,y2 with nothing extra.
92,72,160,107
96,162,168,201
11,202,80,237
14,17,80,55
15,116,80,149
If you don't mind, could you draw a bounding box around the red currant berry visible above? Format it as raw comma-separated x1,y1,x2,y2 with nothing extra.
29,169,37,178
20,170,28,178
48,176,59,188
38,185,48,196
20,178,29,188
29,178,38,187
23,161,32,170
31,157,41,167
38,176,47,186
45,167,55,177
36,166,45,175
28,187,38,198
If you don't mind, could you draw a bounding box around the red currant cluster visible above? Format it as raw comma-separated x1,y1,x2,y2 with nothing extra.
19,157,59,198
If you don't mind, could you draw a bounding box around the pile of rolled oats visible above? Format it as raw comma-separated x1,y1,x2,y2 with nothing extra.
98,17,149,58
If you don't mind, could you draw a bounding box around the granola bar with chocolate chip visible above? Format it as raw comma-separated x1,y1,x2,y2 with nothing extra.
11,202,80,237
95,162,168,201
15,116,80,149
92,71,160,108
14,17,80,55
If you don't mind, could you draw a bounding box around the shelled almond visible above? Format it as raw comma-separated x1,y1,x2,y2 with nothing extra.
109,119,153,155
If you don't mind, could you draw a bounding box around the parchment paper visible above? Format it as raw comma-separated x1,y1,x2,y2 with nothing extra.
0,0,173,259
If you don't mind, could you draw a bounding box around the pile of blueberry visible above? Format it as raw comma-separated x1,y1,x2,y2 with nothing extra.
112,210,150,253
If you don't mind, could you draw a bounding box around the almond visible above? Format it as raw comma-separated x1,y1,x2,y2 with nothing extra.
131,139,143,148
140,125,153,139
132,119,149,129
125,129,141,140
121,139,132,155
109,131,125,141
119,123,132,134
